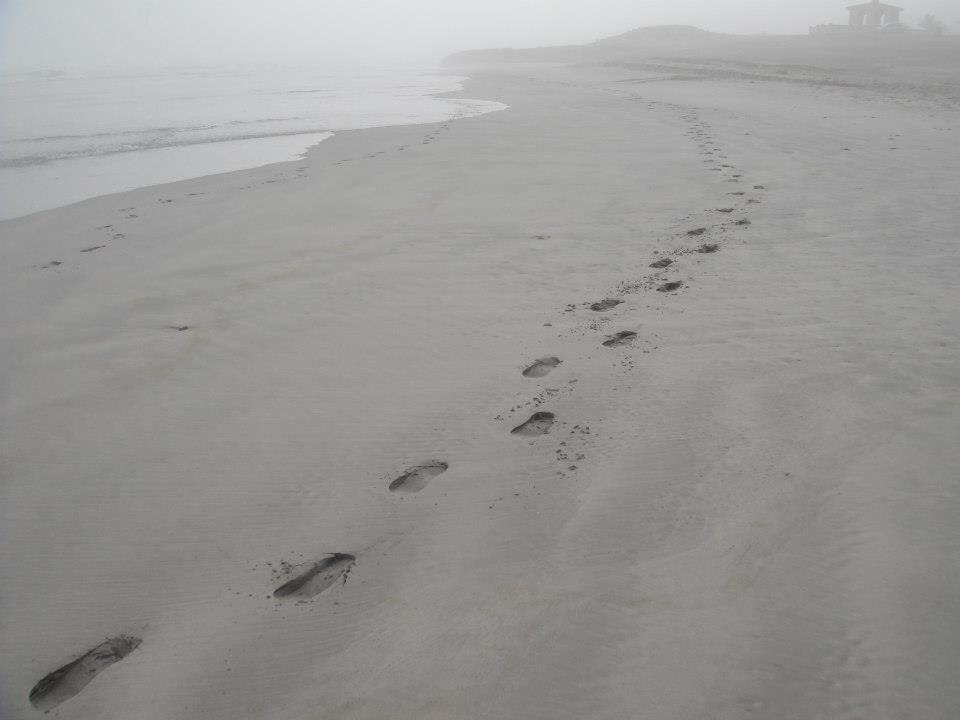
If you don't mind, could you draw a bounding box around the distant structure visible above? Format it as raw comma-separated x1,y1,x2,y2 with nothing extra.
847,0,903,28
810,0,907,34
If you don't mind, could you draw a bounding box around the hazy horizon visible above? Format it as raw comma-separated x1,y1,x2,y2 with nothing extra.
1,0,957,72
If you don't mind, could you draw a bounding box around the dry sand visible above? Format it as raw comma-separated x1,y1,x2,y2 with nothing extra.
2,28,960,719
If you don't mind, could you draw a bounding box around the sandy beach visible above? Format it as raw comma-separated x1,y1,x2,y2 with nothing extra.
2,28,960,719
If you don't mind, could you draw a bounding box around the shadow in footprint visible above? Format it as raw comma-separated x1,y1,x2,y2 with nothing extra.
590,298,623,312
603,331,637,347
273,553,355,600
389,461,448,493
523,357,561,378
716,208,735,214
657,281,683,292
735,218,751,226
80,245,106,253
697,244,719,254
650,258,673,269
168,325,190,332
511,411,555,436
42,261,63,269
687,228,707,236
29,636,141,712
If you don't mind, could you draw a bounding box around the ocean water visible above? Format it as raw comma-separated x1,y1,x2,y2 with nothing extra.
0,65,503,220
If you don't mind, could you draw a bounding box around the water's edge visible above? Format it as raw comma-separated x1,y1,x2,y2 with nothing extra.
0,69,505,222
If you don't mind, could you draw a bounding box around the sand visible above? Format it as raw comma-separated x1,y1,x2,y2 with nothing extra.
2,28,960,719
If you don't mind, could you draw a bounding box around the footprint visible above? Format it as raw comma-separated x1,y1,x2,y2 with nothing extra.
29,636,141,711
389,461,448,493
753,185,765,190
511,411,556,436
650,258,673,269
522,357,561,378
657,281,683,292
716,208,735,214
735,218,751,225
589,298,623,312
41,260,63,269
80,245,106,253
728,191,746,196
602,331,637,347
697,244,719,253
273,553,355,599
168,325,190,332
686,228,707,236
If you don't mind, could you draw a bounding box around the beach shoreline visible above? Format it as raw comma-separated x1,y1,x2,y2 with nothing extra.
0,66,505,221
3,31,960,719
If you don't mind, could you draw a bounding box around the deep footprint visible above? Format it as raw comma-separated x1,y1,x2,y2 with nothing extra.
716,208,735,214
29,636,141,712
697,244,719,253
522,356,561,378
589,298,623,312
657,281,684,292
511,411,556,436
80,245,106,253
273,553,356,599
389,460,448,493
602,331,637,347
687,227,707,236
649,258,673,269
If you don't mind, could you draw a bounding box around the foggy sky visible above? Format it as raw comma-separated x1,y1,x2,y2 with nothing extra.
1,0,955,70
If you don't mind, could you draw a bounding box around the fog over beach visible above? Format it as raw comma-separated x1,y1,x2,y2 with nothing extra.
2,2,960,719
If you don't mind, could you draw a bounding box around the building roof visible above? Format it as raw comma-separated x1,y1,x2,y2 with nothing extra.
847,1,904,10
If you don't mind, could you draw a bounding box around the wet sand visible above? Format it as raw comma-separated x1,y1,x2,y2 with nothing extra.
2,28,960,719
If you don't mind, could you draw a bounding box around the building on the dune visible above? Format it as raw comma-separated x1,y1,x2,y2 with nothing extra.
847,0,903,28
810,0,907,34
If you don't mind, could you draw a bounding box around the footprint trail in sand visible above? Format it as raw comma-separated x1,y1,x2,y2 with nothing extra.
522,357,562,378
273,553,356,600
511,411,556,436
389,461,449,493
29,636,142,712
